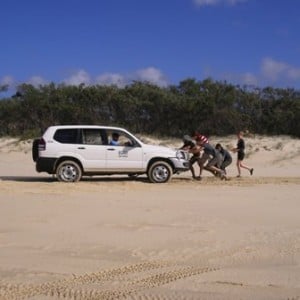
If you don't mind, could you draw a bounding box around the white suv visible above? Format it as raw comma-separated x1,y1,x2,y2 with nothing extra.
32,125,190,183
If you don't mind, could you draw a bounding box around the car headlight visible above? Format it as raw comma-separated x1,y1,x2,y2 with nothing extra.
176,150,188,160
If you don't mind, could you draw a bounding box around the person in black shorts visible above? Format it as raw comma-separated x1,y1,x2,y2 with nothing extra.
215,143,232,174
180,135,202,180
196,138,227,180
232,131,254,177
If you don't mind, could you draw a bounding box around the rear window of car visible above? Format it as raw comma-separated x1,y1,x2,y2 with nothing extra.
54,129,79,144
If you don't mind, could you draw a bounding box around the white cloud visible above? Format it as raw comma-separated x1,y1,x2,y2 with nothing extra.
227,0,247,5
29,60,298,90
261,57,300,82
218,72,259,85
135,67,169,87
27,76,47,87
1,75,15,86
63,70,91,85
204,57,300,88
95,67,169,87
194,0,247,6
95,73,126,87
240,72,258,85
194,0,219,6
60,67,169,88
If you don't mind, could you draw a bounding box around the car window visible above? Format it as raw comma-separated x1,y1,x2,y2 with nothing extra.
82,129,107,145
54,129,79,144
107,130,137,147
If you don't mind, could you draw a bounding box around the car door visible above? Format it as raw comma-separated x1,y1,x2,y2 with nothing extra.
105,130,143,171
76,128,107,171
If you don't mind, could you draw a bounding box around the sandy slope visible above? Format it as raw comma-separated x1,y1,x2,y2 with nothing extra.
0,136,299,300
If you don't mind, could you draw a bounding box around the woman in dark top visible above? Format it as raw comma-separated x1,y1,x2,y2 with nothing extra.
233,131,254,177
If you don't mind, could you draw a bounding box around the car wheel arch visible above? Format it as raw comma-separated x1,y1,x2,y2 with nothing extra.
55,157,83,173
147,157,174,172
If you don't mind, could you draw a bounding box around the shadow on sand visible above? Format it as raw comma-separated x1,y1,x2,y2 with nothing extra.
0,175,152,183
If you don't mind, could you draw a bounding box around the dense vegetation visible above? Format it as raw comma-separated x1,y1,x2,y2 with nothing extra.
0,78,299,138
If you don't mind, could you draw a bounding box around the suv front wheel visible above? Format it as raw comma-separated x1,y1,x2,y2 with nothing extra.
147,161,172,183
56,160,82,182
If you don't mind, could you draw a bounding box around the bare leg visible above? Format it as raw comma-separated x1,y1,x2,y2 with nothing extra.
199,153,208,177
190,162,196,178
205,165,227,180
237,160,254,176
237,160,241,177
199,162,204,176
190,159,201,180
204,165,218,177
190,164,199,179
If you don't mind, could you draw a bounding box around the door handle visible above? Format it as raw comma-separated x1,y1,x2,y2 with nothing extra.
107,148,116,151
77,147,85,149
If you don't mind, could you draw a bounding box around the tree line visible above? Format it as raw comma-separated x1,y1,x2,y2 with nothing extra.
0,78,299,138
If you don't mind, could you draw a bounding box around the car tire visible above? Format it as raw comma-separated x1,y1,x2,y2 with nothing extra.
56,160,82,182
147,161,172,183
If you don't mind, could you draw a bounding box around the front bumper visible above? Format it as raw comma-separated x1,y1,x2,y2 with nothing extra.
169,157,190,173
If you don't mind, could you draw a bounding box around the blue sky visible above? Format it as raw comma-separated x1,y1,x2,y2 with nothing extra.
1,0,300,93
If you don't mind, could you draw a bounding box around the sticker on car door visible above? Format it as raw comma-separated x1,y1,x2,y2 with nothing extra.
118,150,128,157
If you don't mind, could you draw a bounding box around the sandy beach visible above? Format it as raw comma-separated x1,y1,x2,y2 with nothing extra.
0,135,299,300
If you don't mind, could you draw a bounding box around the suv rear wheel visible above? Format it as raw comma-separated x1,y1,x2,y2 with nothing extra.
56,160,82,182
147,161,172,183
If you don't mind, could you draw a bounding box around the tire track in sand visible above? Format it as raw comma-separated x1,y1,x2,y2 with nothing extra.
0,261,218,299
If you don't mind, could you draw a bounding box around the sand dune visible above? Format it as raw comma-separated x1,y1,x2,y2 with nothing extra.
0,135,299,299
